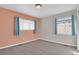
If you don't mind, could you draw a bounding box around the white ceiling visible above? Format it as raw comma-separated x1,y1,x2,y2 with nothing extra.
0,4,78,18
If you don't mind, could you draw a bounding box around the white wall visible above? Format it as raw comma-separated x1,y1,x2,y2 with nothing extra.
40,10,77,47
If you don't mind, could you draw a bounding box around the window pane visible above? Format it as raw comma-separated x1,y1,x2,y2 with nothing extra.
29,21,34,30
65,22,72,35
57,16,72,35
19,19,23,30
23,22,29,30
19,18,34,30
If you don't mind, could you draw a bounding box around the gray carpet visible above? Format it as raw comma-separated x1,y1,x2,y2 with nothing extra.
0,40,78,55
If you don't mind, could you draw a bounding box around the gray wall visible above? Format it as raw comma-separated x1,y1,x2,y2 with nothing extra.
40,10,77,47
77,12,79,50
77,8,79,50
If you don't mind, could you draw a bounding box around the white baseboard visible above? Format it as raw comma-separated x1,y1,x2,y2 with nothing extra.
0,38,76,50
0,39,39,50
39,38,76,47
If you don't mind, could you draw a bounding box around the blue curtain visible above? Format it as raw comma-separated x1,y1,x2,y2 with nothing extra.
15,16,20,36
34,18,36,33
72,15,75,35
55,18,57,34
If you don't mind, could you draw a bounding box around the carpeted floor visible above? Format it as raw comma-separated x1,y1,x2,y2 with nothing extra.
0,40,78,55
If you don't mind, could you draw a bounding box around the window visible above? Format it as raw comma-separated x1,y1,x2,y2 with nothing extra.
55,15,76,35
19,18,34,30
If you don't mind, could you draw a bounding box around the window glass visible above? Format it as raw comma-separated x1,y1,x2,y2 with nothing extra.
19,18,34,30
56,16,76,35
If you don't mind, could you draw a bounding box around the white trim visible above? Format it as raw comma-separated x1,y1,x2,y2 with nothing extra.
0,39,39,50
39,38,76,47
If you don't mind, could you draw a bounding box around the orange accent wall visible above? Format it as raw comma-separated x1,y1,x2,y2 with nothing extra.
0,7,40,48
